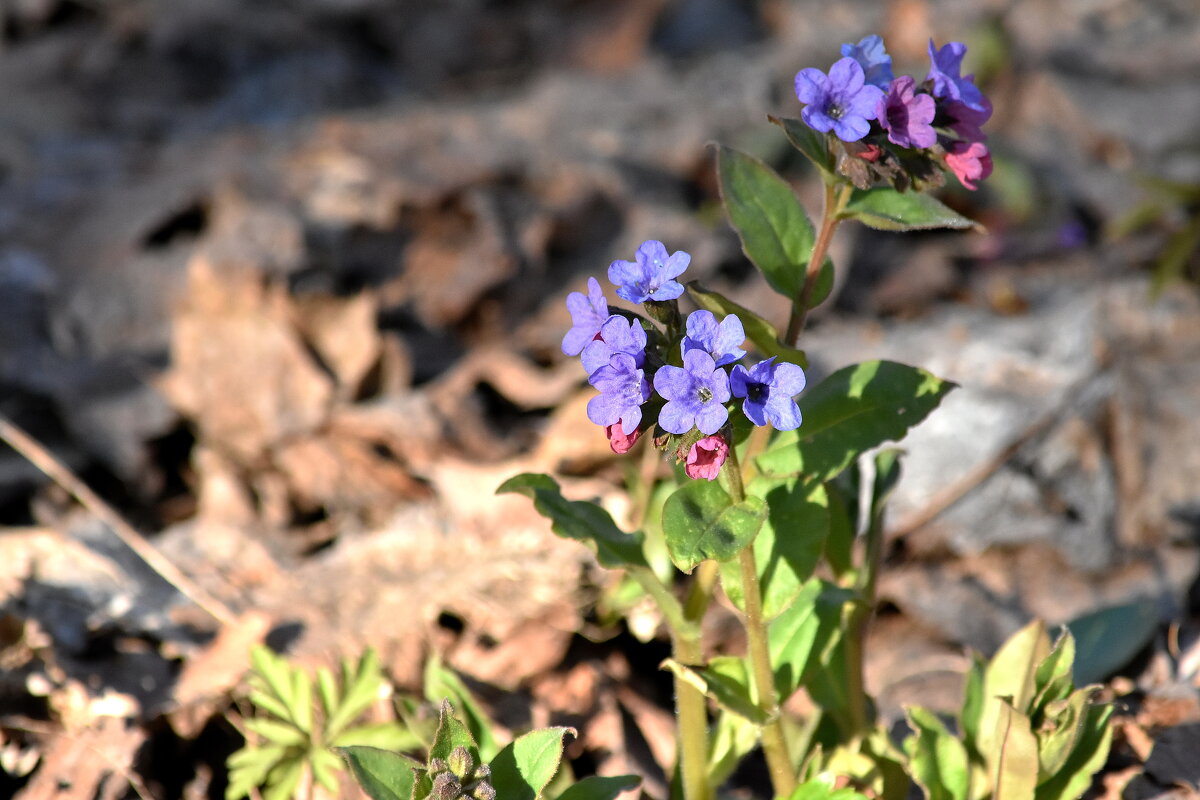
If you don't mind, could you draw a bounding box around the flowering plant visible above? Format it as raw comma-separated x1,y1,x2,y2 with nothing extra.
343,34,1112,800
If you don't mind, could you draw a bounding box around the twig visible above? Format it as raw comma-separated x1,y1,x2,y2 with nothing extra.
0,411,237,626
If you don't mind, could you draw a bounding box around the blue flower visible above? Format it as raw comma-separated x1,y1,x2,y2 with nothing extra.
682,310,746,367
581,315,648,374
730,357,806,430
653,350,731,435
841,34,893,90
926,39,986,112
587,352,650,435
608,240,690,304
562,277,610,356
794,57,885,143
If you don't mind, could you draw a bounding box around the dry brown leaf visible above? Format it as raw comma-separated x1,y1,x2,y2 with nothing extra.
16,717,147,800
168,610,271,738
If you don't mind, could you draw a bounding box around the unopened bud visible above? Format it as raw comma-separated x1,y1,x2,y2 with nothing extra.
447,746,474,779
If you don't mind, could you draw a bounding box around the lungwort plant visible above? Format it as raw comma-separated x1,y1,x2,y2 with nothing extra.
342,33,1113,800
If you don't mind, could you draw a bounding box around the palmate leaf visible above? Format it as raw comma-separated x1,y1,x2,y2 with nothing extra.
325,648,386,741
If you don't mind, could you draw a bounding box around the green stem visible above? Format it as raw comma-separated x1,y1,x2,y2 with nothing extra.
723,449,797,798
673,629,713,800
785,182,853,346
842,500,887,737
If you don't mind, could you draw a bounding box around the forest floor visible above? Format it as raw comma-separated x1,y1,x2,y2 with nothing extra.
0,1,1198,798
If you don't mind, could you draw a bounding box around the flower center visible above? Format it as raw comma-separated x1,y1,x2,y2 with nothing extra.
827,102,844,120
698,386,713,403
747,382,768,404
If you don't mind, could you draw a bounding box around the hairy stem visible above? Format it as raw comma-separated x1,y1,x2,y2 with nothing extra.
723,449,797,797
785,182,852,346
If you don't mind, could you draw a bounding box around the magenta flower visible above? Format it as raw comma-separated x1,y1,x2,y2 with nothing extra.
943,97,993,143
794,57,885,143
581,315,647,374
945,140,993,190
876,76,937,149
681,310,746,367
685,435,729,481
653,350,731,435
730,357,806,430
840,35,893,90
587,353,650,435
562,277,609,356
608,240,690,304
926,39,986,112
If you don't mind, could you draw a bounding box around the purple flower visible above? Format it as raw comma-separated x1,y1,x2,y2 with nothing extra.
681,310,746,367
876,75,937,149
794,57,885,143
926,39,986,112
581,315,647,374
943,97,992,143
562,277,609,356
653,350,731,435
685,435,729,481
730,357,806,430
608,240,690,304
587,353,651,435
840,34,894,90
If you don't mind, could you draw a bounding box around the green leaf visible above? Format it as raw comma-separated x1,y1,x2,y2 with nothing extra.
339,747,419,800
250,647,302,726
768,579,853,699
243,718,307,748
332,722,423,752
721,479,828,619
290,668,314,735
706,710,760,788
428,700,480,769
784,774,871,800
310,748,342,793
488,727,574,800
756,361,955,482
985,620,1051,716
985,702,1038,800
1031,630,1076,712
661,656,766,723
769,116,836,182
686,282,808,367
661,480,767,571
1034,687,1093,780
839,187,979,232
326,649,385,741
904,707,970,800
554,775,641,800
822,475,856,580
316,666,339,719
1032,703,1113,800
263,757,306,800
497,474,648,568
715,144,816,300
423,657,500,760
959,654,986,753
226,745,288,800
1066,598,1159,685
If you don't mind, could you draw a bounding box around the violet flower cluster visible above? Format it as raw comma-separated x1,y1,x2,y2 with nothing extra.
562,241,806,480
794,34,993,191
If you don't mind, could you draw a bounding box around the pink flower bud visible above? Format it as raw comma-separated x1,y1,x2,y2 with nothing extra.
605,423,641,454
945,140,992,190
685,435,729,480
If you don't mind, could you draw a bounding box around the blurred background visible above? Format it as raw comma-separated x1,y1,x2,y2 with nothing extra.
0,0,1198,797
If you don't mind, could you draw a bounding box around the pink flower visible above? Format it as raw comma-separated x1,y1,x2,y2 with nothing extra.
945,140,992,190
605,423,641,454
685,435,729,481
